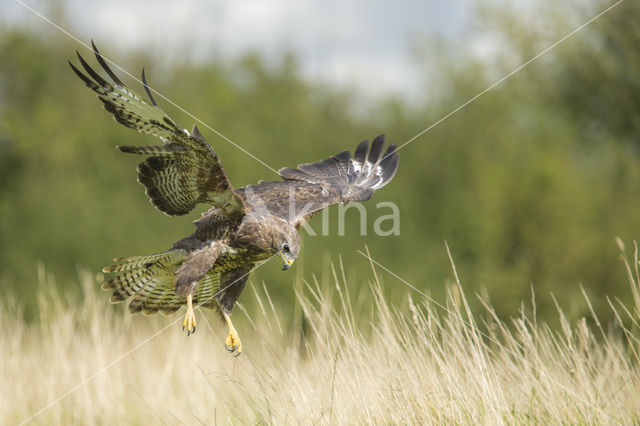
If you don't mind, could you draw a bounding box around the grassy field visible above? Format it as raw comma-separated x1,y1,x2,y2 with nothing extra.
3,247,640,425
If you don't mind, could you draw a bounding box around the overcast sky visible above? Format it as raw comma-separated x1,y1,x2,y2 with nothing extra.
3,0,498,100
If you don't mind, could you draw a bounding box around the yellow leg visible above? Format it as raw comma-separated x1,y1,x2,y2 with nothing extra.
183,294,197,336
223,312,242,357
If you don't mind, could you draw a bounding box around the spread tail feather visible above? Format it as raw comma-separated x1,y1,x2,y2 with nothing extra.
102,250,220,315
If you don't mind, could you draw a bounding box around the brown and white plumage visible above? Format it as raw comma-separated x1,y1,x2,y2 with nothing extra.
238,134,399,228
71,42,399,355
70,42,244,218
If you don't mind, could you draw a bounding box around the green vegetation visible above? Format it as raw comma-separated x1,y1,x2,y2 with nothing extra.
1,0,640,325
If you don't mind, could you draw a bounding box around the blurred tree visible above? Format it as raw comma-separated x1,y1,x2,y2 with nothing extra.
1,0,639,326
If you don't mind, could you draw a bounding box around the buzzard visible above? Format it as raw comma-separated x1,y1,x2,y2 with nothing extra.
70,43,399,356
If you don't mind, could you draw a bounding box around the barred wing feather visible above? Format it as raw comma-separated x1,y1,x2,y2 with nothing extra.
69,42,245,218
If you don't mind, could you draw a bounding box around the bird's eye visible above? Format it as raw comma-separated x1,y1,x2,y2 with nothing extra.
283,243,290,254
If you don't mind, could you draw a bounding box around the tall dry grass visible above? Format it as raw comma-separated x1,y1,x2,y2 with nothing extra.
2,246,640,424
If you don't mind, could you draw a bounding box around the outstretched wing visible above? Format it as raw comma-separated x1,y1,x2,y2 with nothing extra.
70,41,245,218
236,134,399,227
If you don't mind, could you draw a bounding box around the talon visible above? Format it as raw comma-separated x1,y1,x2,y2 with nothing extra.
224,331,242,356
223,312,242,356
183,294,197,337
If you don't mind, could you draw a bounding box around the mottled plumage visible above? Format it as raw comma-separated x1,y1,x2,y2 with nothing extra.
71,42,399,355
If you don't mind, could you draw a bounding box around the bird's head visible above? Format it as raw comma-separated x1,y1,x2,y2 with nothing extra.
275,223,300,271
236,213,301,270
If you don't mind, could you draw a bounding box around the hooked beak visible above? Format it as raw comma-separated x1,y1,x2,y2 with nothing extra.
280,251,294,270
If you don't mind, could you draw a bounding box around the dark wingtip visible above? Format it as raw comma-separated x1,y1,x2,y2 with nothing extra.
356,139,369,151
369,134,385,164
383,143,397,158
91,40,124,86
68,60,93,87
379,143,399,184
76,49,109,87
117,145,137,154
354,139,369,164
381,142,399,166
141,67,158,106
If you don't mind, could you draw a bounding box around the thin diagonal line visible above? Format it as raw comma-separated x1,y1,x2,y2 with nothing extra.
13,0,279,175
381,0,625,162
13,2,279,422
19,254,279,425
19,317,177,425
356,249,619,424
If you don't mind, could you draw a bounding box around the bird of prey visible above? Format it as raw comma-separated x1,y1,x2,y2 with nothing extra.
70,42,399,356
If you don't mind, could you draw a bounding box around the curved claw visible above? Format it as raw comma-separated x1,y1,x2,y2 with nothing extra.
183,295,197,337
183,316,196,336
224,330,242,357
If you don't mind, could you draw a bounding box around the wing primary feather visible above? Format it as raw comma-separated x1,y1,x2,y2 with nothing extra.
76,50,109,87
142,67,158,106
354,140,369,165
378,144,399,186
91,40,124,86
117,145,181,155
383,143,397,158
258,134,399,226
333,150,352,175
68,61,96,88
70,42,247,218
333,150,351,163
368,134,385,165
